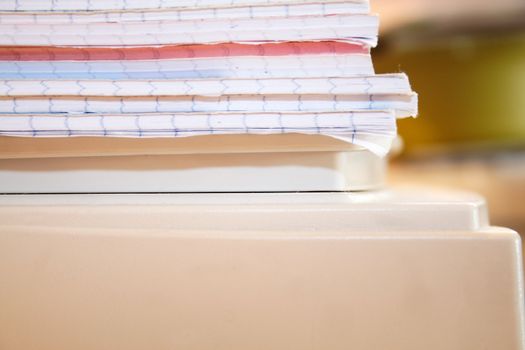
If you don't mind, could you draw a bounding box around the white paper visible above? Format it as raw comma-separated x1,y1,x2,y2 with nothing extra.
0,14,379,47
0,93,417,118
0,110,396,156
0,2,370,23
0,74,412,97
0,54,374,79
0,0,367,12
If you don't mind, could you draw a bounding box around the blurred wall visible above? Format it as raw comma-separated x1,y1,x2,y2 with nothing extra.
373,0,525,32
371,0,525,233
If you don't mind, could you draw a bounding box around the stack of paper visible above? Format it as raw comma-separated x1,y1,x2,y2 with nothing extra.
0,0,417,157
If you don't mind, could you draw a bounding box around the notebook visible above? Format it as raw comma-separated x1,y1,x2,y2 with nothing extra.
0,0,417,158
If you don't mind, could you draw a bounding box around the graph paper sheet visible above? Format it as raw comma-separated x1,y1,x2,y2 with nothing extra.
0,14,379,47
0,54,374,80
0,74,411,97
0,2,370,23
0,0,368,12
0,110,395,156
0,94,417,119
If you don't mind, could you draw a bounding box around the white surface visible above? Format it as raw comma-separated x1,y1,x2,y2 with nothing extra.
0,188,489,231
0,150,387,193
0,188,522,350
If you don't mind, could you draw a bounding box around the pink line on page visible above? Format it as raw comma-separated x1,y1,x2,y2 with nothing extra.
0,41,368,61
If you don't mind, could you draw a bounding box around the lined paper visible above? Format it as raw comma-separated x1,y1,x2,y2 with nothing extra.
0,0,417,157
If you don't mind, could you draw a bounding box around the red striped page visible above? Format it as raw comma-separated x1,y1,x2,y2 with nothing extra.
0,41,368,61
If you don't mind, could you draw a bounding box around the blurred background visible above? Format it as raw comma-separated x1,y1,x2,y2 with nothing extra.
372,0,525,234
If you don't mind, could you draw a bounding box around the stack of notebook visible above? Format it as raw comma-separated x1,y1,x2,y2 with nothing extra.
0,0,417,192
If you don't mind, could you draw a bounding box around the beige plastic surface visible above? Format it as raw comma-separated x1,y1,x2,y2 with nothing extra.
0,150,386,193
0,188,523,350
0,134,361,159
0,188,490,231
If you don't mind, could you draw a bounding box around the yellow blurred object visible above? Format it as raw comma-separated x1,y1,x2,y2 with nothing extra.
375,25,525,152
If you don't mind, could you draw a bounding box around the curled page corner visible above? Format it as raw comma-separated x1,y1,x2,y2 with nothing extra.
326,133,395,157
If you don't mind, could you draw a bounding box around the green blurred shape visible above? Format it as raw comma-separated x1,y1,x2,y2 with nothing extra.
374,29,525,152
